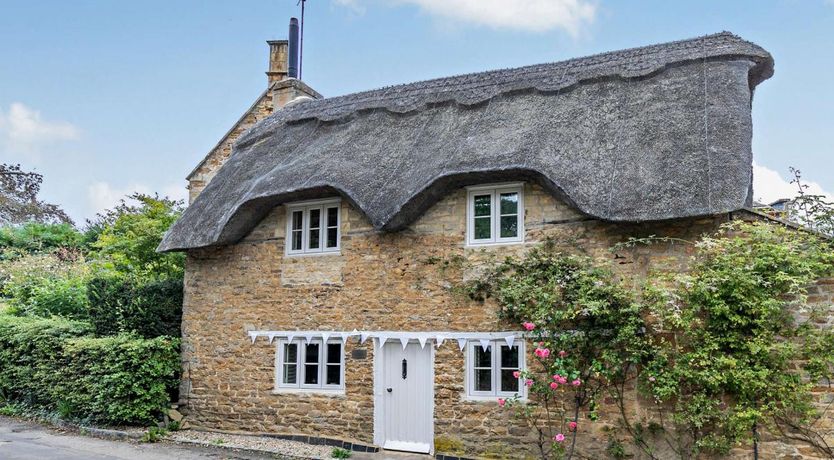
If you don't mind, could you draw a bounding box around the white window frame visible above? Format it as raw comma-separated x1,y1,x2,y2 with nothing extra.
464,340,526,400
466,183,524,246
274,338,345,394
285,198,341,256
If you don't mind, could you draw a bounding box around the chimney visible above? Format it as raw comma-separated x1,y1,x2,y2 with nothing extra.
266,40,288,84
288,17,300,79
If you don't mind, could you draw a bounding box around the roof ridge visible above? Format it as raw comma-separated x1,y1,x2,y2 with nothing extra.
297,31,748,106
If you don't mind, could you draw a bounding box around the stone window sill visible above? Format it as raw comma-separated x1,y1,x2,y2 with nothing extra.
273,388,347,398
460,393,528,404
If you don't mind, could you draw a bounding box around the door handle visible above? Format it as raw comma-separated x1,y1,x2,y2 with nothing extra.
386,387,393,393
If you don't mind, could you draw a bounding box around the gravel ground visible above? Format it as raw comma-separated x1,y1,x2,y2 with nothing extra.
168,430,335,459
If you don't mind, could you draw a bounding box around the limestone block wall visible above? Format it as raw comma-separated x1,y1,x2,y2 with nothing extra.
187,93,274,203
180,183,833,458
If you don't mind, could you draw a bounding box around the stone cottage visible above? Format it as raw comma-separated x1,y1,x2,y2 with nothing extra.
159,32,786,457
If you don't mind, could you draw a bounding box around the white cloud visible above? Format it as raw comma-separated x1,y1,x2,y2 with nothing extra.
86,181,188,216
752,161,833,204
333,0,366,13
334,0,597,35
0,102,79,160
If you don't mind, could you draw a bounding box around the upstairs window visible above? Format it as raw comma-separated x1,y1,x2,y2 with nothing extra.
275,339,345,393
286,199,341,255
466,341,525,399
466,184,524,246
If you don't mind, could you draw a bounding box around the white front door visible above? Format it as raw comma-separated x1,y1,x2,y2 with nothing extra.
378,341,434,453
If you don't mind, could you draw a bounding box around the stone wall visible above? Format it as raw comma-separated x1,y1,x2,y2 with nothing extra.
187,79,321,203
180,183,833,459
187,93,274,203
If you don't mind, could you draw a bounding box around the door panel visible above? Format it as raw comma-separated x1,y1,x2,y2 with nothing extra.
380,342,433,453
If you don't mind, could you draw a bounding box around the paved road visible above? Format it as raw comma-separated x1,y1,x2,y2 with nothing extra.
0,417,274,460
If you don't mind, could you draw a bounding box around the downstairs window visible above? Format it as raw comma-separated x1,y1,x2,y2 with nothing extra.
275,339,345,393
466,340,525,399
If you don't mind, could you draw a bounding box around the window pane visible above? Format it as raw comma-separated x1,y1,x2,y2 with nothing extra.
327,207,338,227
473,194,491,217
309,229,320,249
501,345,519,368
501,369,519,392
291,210,303,230
500,216,518,238
308,209,321,250
326,343,341,364
309,208,320,228
304,365,319,384
475,346,492,367
500,192,518,215
475,369,492,392
283,364,297,384
291,230,302,251
283,343,298,385
285,343,298,362
326,365,341,385
305,343,319,363
474,217,491,240
326,228,338,248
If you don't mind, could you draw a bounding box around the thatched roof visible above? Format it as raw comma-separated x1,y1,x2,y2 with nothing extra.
159,32,773,252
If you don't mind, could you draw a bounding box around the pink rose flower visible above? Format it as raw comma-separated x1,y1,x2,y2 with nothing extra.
648,376,656,382
569,421,577,431
534,348,550,358
498,398,506,407
522,322,536,331
557,375,567,385
553,433,565,442
550,382,559,390
571,378,581,386
558,350,567,358
525,379,534,387
552,374,561,381
513,370,521,379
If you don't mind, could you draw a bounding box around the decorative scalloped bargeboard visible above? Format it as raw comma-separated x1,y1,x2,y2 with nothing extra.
247,330,523,351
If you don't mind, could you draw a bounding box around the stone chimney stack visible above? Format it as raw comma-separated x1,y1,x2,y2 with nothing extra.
266,40,289,84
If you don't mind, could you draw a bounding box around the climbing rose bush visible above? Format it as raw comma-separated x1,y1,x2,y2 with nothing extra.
466,243,650,459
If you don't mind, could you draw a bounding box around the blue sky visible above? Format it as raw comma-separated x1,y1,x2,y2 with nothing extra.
1,0,832,224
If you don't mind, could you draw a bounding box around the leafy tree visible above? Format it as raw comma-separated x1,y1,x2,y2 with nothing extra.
88,193,184,281
0,163,72,225
0,222,84,260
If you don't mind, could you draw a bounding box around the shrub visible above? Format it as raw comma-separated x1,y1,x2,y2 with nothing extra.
0,314,179,425
0,222,84,260
0,253,89,319
87,275,182,338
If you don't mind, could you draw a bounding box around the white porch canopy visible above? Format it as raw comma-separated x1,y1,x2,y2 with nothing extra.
247,330,523,351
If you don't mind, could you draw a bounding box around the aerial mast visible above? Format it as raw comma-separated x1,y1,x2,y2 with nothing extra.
297,0,306,80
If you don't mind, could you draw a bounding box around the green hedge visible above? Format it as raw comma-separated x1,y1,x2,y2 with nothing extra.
87,276,182,338
0,315,179,424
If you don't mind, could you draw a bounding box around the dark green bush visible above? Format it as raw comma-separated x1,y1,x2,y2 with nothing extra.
0,314,179,425
87,276,182,338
